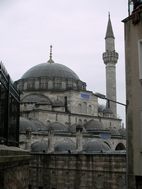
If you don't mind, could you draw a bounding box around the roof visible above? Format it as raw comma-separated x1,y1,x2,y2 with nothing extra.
21,62,80,81
105,14,114,39
84,119,104,131
83,140,110,152
31,140,48,153
54,139,76,152
20,117,47,132
47,122,68,132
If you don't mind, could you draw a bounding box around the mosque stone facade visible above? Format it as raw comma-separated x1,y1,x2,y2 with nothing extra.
15,16,126,154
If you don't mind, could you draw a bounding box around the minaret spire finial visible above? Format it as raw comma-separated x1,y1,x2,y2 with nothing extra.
108,12,110,19
47,45,54,64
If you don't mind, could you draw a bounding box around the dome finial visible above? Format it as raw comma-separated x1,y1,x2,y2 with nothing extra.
47,45,54,64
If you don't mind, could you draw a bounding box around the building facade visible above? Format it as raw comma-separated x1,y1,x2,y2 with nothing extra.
123,1,142,188
0,62,31,189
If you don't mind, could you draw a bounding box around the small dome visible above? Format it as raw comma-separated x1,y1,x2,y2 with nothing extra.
21,63,80,81
20,117,47,132
54,140,76,152
69,124,85,133
119,128,126,138
98,105,113,115
83,140,110,153
47,122,68,132
110,128,121,136
103,107,113,114
31,120,47,131
31,140,48,153
84,119,103,131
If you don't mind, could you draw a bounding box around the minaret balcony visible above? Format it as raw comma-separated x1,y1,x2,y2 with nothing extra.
103,51,118,65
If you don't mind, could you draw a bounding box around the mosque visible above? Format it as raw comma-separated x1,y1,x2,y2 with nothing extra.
15,15,126,153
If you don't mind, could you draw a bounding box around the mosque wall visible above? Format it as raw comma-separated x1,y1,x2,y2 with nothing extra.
20,105,121,130
0,146,31,189
19,131,126,152
29,153,126,189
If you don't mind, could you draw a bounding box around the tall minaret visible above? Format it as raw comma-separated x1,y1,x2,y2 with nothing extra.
102,14,118,116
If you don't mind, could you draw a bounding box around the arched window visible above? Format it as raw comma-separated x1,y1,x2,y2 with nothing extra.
115,143,126,150
84,119,87,124
88,105,92,114
78,119,82,125
78,104,82,113
82,102,87,114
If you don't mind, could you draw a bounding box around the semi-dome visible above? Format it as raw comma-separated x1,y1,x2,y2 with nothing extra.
21,94,51,105
83,140,110,153
22,63,80,80
20,117,47,133
47,122,68,132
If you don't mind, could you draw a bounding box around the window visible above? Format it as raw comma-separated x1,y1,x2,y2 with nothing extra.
40,78,48,89
78,104,82,113
27,79,34,89
54,79,62,90
88,105,92,114
82,102,87,114
67,80,73,89
78,119,82,125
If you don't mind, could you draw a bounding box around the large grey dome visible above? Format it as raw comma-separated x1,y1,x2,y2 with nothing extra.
21,63,80,80
16,61,86,91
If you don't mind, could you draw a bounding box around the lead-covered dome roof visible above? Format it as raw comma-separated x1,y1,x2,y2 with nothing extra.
15,48,86,91
20,117,47,133
54,139,76,152
21,63,80,81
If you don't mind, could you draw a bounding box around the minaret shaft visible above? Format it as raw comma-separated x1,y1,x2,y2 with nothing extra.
106,63,117,113
103,15,118,116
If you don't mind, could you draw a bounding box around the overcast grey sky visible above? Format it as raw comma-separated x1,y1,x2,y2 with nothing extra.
0,0,128,123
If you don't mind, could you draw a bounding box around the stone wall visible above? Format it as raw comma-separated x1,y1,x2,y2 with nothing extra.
29,153,126,189
0,145,31,189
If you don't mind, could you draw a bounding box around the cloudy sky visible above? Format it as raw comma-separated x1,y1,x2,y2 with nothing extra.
0,0,128,123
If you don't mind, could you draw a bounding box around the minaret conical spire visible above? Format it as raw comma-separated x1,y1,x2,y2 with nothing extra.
47,45,54,64
105,13,114,39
